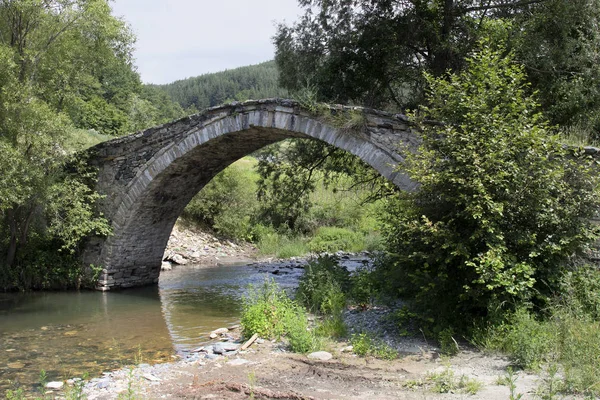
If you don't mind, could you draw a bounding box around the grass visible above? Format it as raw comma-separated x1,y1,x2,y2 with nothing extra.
179,153,385,258
404,366,483,395
479,306,600,397
350,333,397,360
240,278,319,353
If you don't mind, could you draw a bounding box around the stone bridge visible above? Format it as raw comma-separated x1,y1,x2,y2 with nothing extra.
83,99,420,290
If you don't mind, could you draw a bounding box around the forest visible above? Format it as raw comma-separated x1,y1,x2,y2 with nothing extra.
1,0,600,396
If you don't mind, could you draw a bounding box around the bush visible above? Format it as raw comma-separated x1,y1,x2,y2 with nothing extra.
296,256,350,315
308,226,365,253
240,278,318,353
379,39,599,330
349,265,377,308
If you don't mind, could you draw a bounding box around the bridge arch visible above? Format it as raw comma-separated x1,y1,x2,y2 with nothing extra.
84,99,419,290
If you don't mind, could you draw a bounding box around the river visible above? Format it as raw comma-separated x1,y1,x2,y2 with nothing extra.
0,256,371,395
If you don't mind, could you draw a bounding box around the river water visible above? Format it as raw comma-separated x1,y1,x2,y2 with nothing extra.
0,256,370,394
0,261,308,394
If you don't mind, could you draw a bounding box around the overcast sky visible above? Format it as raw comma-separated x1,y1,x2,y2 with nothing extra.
110,1,302,85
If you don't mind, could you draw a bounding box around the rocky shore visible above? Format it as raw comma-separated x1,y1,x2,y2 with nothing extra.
73,306,542,400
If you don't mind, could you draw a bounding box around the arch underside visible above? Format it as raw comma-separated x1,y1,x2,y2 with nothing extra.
88,103,416,290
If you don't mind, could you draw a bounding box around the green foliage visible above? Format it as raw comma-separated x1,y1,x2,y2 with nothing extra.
379,40,600,329
307,227,364,254
515,0,600,136
426,367,483,395
256,139,389,233
182,160,258,241
296,256,350,315
350,333,397,360
348,265,377,308
479,264,600,397
153,61,288,111
255,231,309,259
240,278,318,353
438,328,459,356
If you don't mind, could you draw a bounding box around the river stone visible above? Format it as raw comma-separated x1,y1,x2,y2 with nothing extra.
172,254,188,265
308,351,333,361
96,380,110,389
161,261,172,271
7,362,24,369
46,381,64,390
210,327,229,336
212,342,239,354
205,353,219,360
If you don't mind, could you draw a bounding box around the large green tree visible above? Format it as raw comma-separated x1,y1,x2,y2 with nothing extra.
0,0,181,289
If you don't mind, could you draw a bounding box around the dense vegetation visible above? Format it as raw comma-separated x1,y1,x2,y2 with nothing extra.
152,60,288,112
0,0,184,290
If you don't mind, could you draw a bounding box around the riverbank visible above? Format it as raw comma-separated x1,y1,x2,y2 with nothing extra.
76,306,544,400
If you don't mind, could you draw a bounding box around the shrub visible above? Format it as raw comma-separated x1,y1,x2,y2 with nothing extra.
349,265,377,308
296,256,350,315
379,39,599,330
308,226,365,253
240,278,318,353
182,162,258,241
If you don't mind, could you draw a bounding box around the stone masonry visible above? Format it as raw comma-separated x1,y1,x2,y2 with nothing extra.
83,98,422,290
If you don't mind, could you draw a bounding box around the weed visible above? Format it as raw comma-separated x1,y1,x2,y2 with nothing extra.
4,385,25,400
247,370,257,400
438,328,459,356
350,333,397,360
117,367,139,400
499,368,524,400
315,314,347,338
296,256,348,315
426,366,483,395
240,278,318,353
307,226,364,254
38,369,48,395
65,374,88,400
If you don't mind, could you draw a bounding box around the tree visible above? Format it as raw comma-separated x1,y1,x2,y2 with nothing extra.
514,0,600,135
274,0,550,110
379,40,599,330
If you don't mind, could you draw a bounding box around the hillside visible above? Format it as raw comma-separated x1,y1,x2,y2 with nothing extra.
150,60,288,111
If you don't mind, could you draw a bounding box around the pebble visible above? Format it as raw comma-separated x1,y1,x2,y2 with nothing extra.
7,362,24,369
211,327,229,335
307,351,333,361
143,373,161,382
45,381,64,389
96,380,110,389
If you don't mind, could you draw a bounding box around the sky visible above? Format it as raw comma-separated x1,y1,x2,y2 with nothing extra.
110,0,302,85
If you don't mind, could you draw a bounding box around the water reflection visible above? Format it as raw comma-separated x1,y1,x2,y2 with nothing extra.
0,261,304,393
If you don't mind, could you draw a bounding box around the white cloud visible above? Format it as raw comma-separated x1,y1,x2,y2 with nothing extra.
111,0,301,84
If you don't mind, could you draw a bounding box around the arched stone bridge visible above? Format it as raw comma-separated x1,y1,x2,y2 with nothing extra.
84,99,420,290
